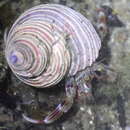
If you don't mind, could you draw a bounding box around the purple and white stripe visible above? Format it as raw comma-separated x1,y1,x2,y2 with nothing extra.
5,4,101,87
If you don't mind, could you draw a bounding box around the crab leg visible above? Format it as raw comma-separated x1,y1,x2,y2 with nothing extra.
23,78,76,124
77,82,92,99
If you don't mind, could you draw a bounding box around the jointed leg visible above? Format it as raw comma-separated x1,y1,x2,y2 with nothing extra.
76,82,92,98
23,78,76,124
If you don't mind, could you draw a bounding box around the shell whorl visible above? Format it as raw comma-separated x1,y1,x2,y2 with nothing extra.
5,4,101,87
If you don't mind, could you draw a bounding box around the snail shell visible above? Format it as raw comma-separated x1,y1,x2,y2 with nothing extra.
5,4,101,87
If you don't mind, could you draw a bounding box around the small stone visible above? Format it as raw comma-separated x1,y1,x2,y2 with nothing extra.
80,107,85,111
89,120,93,124
87,108,92,115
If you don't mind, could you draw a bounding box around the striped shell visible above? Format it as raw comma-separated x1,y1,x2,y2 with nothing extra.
5,4,101,87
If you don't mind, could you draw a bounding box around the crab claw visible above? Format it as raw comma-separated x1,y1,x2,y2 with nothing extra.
23,78,76,124
23,99,73,124
22,114,43,124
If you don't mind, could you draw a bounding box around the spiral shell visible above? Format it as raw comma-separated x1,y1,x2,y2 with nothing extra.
5,4,101,87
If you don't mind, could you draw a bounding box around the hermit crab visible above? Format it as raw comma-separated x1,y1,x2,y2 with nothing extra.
4,4,104,124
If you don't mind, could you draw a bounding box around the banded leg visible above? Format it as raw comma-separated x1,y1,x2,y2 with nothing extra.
77,82,92,98
22,78,76,124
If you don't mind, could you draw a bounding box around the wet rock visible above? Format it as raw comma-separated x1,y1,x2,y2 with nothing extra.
0,51,8,84
0,114,13,122
0,91,17,109
59,0,66,5
0,0,130,130
52,0,60,3
66,0,75,8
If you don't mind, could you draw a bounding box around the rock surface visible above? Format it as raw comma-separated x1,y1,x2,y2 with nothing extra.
0,0,130,130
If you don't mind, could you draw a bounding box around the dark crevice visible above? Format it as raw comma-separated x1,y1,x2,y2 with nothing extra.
116,94,126,130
